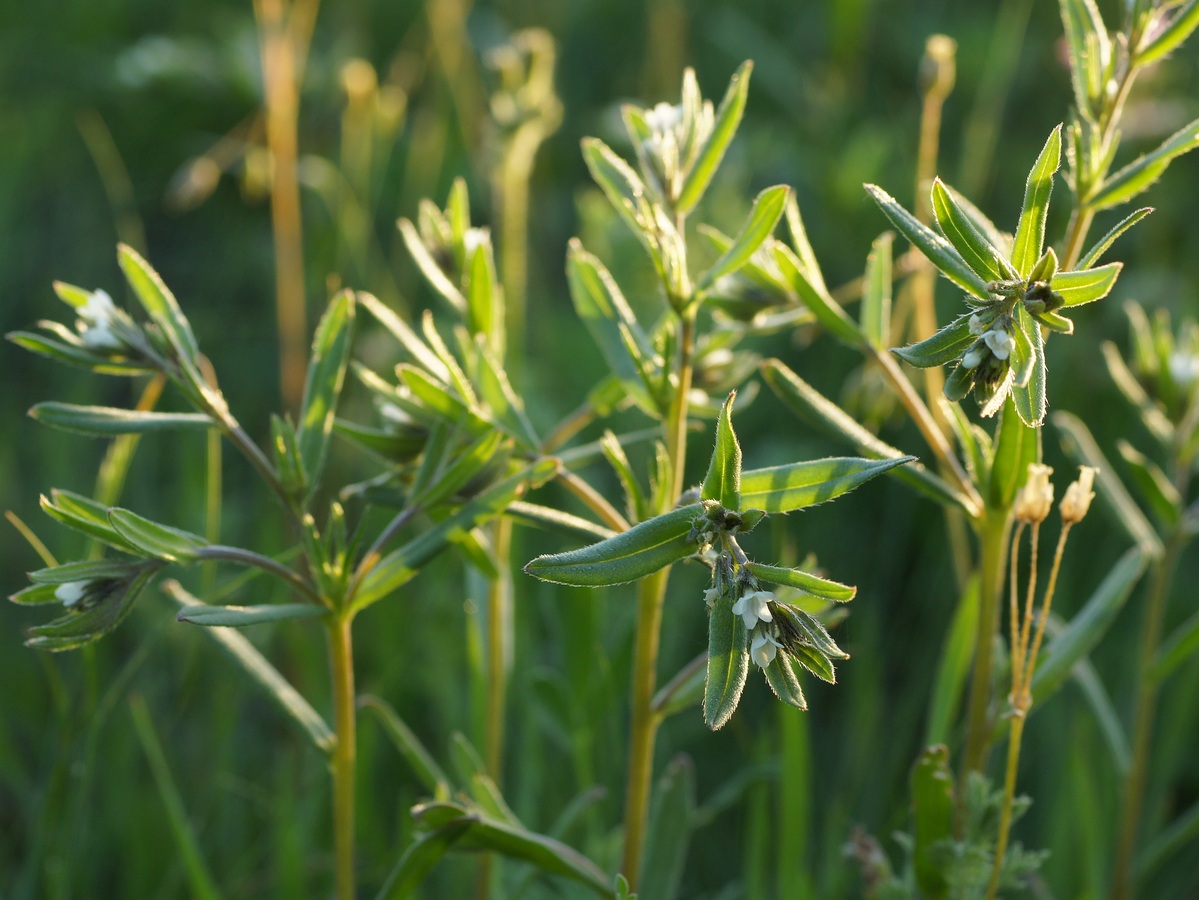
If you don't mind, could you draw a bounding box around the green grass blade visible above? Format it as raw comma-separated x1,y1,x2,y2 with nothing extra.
860,232,893,348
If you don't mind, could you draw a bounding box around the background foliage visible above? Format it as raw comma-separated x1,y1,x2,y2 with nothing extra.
2,0,1197,896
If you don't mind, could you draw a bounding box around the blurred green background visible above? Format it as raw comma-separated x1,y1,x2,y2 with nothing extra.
2,0,1197,896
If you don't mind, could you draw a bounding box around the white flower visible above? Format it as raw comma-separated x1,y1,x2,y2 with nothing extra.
1169,352,1199,389
462,227,489,258
644,102,683,135
1060,465,1098,524
731,589,773,630
79,289,117,324
1014,463,1054,524
54,581,89,608
968,312,987,335
983,327,1015,361
76,289,124,351
703,587,720,611
962,346,985,370
750,630,783,668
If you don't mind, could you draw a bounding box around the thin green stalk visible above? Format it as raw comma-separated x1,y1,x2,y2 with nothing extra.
485,517,513,780
620,305,696,888
963,510,1011,774
988,713,1027,900
327,613,357,900
1111,531,1187,900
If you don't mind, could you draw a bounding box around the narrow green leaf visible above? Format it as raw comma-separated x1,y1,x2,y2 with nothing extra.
677,60,752,214
1051,262,1122,306
360,694,451,800
893,315,976,369
744,561,855,601
506,502,615,543
861,232,893,348
524,503,701,588
1136,797,1199,881
703,586,750,729
30,403,213,436
1054,411,1164,556
760,359,976,514
356,459,558,609
398,218,467,312
1077,207,1153,269
8,330,153,376
1060,0,1110,119
1101,341,1174,444
1011,126,1063,276
1067,653,1131,774
773,245,863,347
638,755,696,900
600,431,649,523
1116,439,1182,527
1011,304,1047,426
297,290,355,493
163,581,335,753
26,558,141,586
1087,116,1199,210
989,397,1039,509
467,241,501,350
410,802,610,894
911,745,955,900
375,819,473,900
697,185,788,293
356,291,450,382
764,653,809,708
788,643,834,685
1031,547,1149,701
474,340,539,450
412,430,508,511
864,183,992,300
701,393,742,510
739,456,913,514
108,508,208,563
1136,0,1199,66
1151,609,1199,683
176,603,326,627
128,695,221,900
931,179,1016,282
582,137,652,244
117,243,200,365
784,193,828,296
39,489,138,553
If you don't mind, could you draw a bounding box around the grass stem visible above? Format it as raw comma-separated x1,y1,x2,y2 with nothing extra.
327,613,357,900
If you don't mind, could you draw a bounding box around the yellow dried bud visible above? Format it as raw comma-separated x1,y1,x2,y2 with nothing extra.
1014,463,1054,524
1060,466,1098,524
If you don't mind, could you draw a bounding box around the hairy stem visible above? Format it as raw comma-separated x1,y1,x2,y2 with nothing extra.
327,613,357,900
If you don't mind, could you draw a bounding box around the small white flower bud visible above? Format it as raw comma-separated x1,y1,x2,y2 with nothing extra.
984,328,1015,361
703,587,720,611
76,289,125,351
731,590,773,630
1014,463,1054,524
1060,465,1098,524
462,227,489,258
968,313,987,336
962,346,985,370
645,102,682,135
54,581,89,608
750,630,783,668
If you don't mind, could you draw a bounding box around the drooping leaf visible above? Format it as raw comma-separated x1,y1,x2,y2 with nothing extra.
523,503,701,588
703,586,749,730
677,61,752,214
739,456,913,513
763,653,808,708
864,183,992,300
1011,126,1063,276
176,603,327,627
297,290,355,494
700,393,742,510
30,403,213,436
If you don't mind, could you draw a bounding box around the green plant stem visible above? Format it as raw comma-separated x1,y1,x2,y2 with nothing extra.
621,305,696,888
195,545,323,604
962,510,1010,774
1111,530,1187,900
485,517,513,780
327,612,357,900
987,712,1026,900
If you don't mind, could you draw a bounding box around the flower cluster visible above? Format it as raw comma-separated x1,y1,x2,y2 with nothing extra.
732,588,781,667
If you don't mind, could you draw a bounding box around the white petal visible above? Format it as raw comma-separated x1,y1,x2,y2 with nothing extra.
55,582,88,608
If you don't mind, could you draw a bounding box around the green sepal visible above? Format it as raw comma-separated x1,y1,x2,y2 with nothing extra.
703,586,749,730
763,653,807,710
523,503,702,588
744,561,855,601
789,642,836,684
739,456,913,514
893,315,977,368
700,393,742,510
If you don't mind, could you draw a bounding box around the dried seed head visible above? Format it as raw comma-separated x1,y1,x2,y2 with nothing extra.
1060,465,1098,524
1014,463,1054,524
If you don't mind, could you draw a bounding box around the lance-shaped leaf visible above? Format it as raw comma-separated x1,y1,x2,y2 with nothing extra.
744,561,855,602
376,819,474,899
109,508,209,563
1152,609,1199,684
739,456,913,514
1011,126,1062,276
1087,116,1199,210
1078,207,1153,269
1136,0,1199,66
701,393,742,509
24,565,159,652
582,138,652,245
356,291,449,381
117,244,201,366
360,694,451,800
703,586,749,730
524,503,701,588
1051,262,1122,306
1011,304,1047,426
409,802,610,894
893,314,977,369
864,184,992,300
931,179,1015,282
1031,547,1149,702
696,185,788,293
789,643,835,684
176,603,327,627
764,653,808,709
356,459,558,609
1060,0,1110,119
911,745,955,900
1117,439,1182,527
398,218,467,312
297,290,355,493
677,60,752,214
41,489,139,552
861,232,893,348
30,403,214,436
773,244,862,347
9,330,153,376
467,241,501,351
25,559,145,588
411,430,508,511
